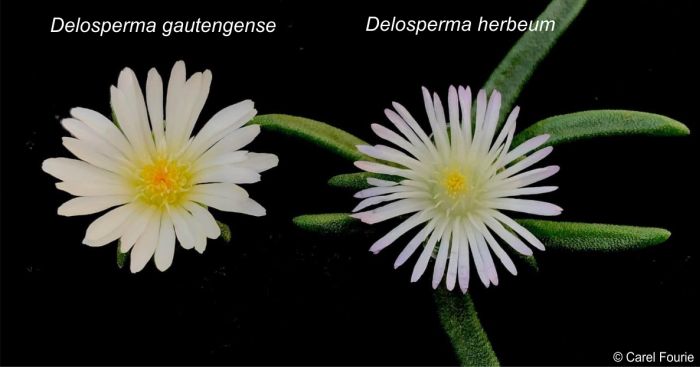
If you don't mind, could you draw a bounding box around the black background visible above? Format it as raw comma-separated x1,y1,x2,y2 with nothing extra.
1,0,698,365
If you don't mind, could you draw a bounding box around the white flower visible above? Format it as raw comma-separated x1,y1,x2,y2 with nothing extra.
42,61,278,273
352,86,561,292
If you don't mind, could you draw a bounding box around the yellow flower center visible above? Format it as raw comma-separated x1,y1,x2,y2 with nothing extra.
432,166,482,216
137,156,192,207
442,169,468,198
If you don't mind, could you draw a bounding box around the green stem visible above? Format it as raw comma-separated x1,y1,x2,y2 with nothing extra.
435,289,499,366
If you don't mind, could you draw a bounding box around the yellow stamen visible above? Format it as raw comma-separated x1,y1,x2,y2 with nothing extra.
442,169,468,198
137,156,192,207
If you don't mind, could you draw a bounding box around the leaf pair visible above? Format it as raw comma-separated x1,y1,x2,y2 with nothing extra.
293,213,671,253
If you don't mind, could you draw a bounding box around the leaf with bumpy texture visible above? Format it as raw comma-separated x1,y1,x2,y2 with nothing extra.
216,220,232,243
327,172,397,190
483,0,588,126
435,289,499,366
293,213,363,235
251,114,371,162
513,110,690,147
517,219,671,252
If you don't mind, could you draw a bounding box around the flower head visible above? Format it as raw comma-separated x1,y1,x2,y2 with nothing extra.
352,86,561,292
43,61,278,272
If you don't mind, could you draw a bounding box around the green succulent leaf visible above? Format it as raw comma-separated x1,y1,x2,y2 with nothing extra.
327,172,399,190
250,114,370,162
293,213,363,235
116,241,127,269
515,251,539,272
484,0,587,126
513,110,690,147
517,219,671,252
216,220,232,243
435,289,499,366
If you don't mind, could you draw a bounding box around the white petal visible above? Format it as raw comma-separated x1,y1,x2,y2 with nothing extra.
370,123,424,160
168,206,196,250
130,212,161,273
480,90,501,152
489,119,516,172
503,134,550,166
458,86,472,144
353,191,428,212
58,195,130,216
384,109,432,158
193,166,260,184
431,92,451,158
447,86,463,152
481,214,533,256
169,71,202,147
458,221,473,292
69,108,135,160
354,161,416,179
192,183,249,200
60,119,133,168
474,89,487,133
183,201,221,239
489,210,547,251
110,86,149,160
351,198,428,225
192,151,248,173
183,211,207,254
497,146,554,180
154,214,176,271
43,158,123,184
357,144,424,171
118,67,155,154
182,70,212,144
368,211,431,254
432,224,452,289
119,206,155,253
190,194,266,216
490,106,519,155
496,165,560,189
56,181,132,197
474,228,499,286
421,87,448,155
62,137,127,174
165,61,187,147
394,219,437,268
194,125,260,166
488,198,562,216
411,220,447,283
185,100,256,159
465,225,490,288
146,68,165,148
354,184,415,199
84,206,140,248
445,220,461,291
367,177,398,187
236,153,279,173
391,101,438,157
83,203,136,244
485,186,558,199
470,216,517,276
